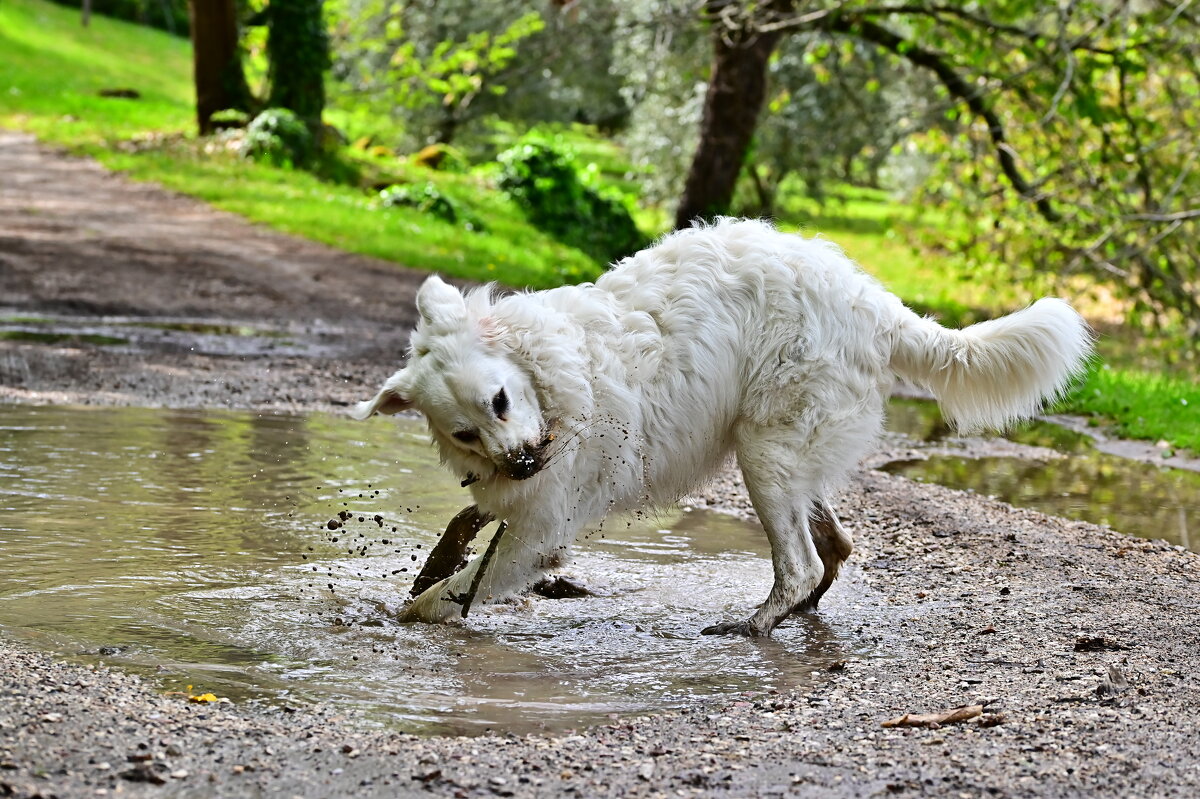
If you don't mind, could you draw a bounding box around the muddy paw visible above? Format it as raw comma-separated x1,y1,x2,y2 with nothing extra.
700,620,762,637
530,575,592,599
398,580,463,624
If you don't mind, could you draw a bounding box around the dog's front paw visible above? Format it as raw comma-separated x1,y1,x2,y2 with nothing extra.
398,579,464,625
700,620,767,637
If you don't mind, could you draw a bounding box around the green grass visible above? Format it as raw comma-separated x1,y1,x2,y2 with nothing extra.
1061,364,1200,454
104,144,602,288
0,0,194,145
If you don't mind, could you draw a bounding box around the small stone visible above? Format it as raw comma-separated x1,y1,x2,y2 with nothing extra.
170,769,189,779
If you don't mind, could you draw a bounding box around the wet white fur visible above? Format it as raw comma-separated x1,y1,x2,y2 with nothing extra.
355,219,1093,634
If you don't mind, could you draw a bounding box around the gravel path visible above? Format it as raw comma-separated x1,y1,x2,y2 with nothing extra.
2,131,1199,798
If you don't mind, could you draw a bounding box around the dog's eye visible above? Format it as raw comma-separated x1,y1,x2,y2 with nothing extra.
453,430,480,445
491,388,509,420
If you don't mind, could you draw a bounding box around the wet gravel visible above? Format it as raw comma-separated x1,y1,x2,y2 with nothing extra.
3,131,1200,798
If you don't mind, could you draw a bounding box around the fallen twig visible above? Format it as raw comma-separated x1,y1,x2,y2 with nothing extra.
881,704,983,729
460,521,507,619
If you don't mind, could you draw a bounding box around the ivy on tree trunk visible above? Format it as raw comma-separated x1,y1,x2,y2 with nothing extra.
263,0,331,133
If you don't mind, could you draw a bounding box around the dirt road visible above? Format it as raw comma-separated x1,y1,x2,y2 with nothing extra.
0,130,421,410
2,131,1198,798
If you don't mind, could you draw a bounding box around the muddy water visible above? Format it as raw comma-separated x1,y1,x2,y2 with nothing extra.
884,399,1200,553
0,406,871,735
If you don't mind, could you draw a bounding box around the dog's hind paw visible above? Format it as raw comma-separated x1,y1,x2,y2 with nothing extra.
530,575,592,599
700,620,764,637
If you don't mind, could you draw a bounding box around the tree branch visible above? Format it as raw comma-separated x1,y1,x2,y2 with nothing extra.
825,14,1061,223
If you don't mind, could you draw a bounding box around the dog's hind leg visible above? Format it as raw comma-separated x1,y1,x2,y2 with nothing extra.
702,422,858,637
792,500,852,613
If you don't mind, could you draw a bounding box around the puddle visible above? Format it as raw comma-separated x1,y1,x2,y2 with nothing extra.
125,320,288,337
0,405,875,735
883,398,1199,553
0,330,128,346
0,312,334,358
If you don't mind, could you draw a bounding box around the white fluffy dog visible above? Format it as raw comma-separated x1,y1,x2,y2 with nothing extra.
354,219,1092,636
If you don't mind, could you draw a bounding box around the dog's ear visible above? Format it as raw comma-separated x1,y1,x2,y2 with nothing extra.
351,370,412,420
416,275,466,331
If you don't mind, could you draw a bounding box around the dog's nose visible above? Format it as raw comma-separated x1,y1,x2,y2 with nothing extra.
502,445,543,480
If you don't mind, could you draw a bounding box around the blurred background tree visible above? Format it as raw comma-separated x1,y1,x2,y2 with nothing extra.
669,1,1200,328
187,0,252,134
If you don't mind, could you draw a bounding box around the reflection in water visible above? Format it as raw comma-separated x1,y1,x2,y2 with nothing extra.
884,399,1199,552
0,406,870,735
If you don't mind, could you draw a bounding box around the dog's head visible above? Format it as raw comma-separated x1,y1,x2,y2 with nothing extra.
352,276,551,482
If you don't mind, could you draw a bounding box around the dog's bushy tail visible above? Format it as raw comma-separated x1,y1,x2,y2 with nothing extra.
889,298,1093,433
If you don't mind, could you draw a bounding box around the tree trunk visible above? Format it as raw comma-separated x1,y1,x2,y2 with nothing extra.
187,0,252,135
265,0,330,132
674,1,794,229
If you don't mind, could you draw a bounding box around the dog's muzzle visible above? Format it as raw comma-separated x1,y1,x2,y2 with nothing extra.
499,441,548,480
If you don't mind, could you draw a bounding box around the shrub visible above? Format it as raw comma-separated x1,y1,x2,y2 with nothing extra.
209,108,250,130
380,183,484,232
241,108,314,168
412,143,469,173
497,142,644,265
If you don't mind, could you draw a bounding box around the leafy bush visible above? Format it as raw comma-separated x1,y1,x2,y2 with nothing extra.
209,108,250,130
380,182,484,232
241,108,313,168
412,143,469,173
497,142,644,264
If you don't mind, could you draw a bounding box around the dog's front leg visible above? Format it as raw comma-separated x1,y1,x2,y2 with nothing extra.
400,505,576,625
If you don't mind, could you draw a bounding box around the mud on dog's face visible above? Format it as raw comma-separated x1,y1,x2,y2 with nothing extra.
352,276,549,481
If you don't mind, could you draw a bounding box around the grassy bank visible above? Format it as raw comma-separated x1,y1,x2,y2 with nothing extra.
1,0,1194,452
1065,364,1199,454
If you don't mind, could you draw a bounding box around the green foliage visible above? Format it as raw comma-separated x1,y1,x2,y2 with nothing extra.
854,0,1200,331
330,0,545,146
498,141,645,264
210,108,251,128
379,181,484,231
738,34,942,214
242,108,314,167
